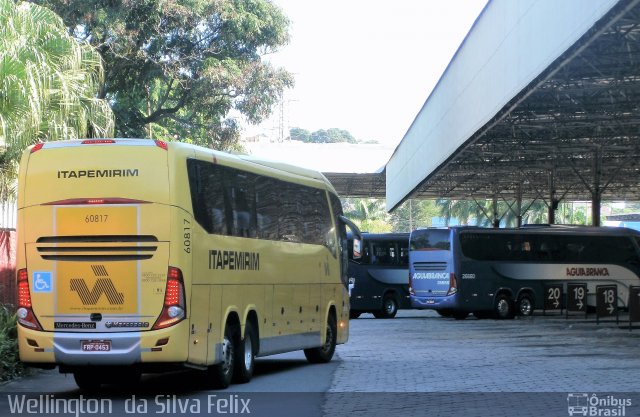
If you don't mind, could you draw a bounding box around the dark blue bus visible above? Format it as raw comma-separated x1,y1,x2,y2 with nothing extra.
348,233,410,319
409,226,640,319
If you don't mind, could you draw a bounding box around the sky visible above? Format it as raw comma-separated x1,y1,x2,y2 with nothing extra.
248,0,488,148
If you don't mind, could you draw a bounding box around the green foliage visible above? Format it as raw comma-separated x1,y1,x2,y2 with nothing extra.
435,199,590,227
0,0,114,200
34,0,294,150
343,198,391,233
556,202,588,225
289,127,310,142
390,199,439,232
0,305,25,382
290,127,357,144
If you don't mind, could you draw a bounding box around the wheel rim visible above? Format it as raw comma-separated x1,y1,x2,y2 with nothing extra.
519,298,532,316
497,298,510,316
385,299,396,315
321,322,334,353
221,336,233,376
243,334,253,371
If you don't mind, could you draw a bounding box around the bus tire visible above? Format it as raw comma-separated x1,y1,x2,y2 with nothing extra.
517,293,535,317
494,294,514,320
233,321,256,384
209,325,236,389
304,312,337,363
73,371,101,391
349,310,361,319
373,295,398,319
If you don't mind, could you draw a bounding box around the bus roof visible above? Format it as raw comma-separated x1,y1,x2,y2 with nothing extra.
27,139,338,195
411,225,640,237
348,232,409,241
167,140,338,194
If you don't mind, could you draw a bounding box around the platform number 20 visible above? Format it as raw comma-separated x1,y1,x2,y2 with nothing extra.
547,287,560,300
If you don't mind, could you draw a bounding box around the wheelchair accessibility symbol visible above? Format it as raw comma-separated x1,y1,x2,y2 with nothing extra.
33,272,52,293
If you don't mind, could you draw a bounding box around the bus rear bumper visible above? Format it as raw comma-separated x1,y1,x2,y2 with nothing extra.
18,323,189,366
410,295,458,310
53,332,142,366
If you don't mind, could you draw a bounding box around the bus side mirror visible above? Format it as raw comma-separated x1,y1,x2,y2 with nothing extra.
339,215,362,260
353,238,362,260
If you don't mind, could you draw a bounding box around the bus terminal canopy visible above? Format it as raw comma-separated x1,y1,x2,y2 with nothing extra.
386,0,640,220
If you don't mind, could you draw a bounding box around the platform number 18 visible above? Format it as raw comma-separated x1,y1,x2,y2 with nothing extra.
602,289,615,305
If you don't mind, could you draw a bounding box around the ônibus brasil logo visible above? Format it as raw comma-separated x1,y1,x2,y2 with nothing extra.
567,393,632,416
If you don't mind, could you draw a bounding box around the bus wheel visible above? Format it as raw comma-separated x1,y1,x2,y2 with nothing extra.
73,371,101,391
304,312,337,363
517,294,535,317
494,294,514,320
373,295,398,319
349,310,361,319
233,321,256,384
209,325,236,389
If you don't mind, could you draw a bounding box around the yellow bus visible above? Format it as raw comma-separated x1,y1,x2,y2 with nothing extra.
16,138,360,389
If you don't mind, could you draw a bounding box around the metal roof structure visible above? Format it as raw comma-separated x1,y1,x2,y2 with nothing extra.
323,171,386,198
386,0,640,220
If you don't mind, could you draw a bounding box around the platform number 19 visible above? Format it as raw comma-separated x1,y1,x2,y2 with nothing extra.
573,286,585,300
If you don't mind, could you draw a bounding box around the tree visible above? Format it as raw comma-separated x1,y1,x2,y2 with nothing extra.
0,0,114,201
435,198,589,227
33,0,294,150
436,199,486,226
390,199,439,232
309,129,330,143
293,127,357,144
289,127,310,142
343,198,391,233
325,128,356,143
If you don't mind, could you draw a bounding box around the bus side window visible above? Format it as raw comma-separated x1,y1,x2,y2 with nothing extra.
371,242,392,265
389,245,397,264
399,243,409,265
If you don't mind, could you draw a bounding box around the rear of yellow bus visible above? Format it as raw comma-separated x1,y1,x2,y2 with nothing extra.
15,139,190,386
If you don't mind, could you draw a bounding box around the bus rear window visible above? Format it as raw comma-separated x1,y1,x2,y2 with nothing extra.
410,230,450,251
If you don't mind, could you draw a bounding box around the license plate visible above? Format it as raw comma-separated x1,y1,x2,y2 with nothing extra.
426,300,435,304
81,340,111,352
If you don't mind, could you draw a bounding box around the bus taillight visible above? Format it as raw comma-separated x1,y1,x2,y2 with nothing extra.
408,271,415,296
154,140,168,150
16,269,43,330
30,143,45,153
447,273,458,296
152,267,186,330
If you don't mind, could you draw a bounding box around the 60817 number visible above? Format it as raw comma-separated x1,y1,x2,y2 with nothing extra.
85,214,108,223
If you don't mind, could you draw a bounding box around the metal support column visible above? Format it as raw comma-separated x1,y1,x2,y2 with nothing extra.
516,182,523,227
548,169,556,225
592,148,602,227
492,196,500,228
